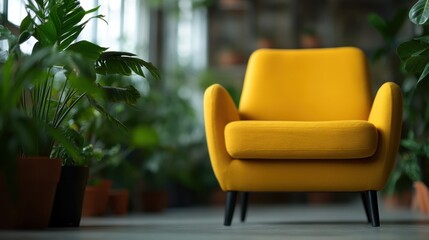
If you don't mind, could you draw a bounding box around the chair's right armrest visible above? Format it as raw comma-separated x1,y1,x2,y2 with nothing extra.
368,82,402,189
204,84,240,189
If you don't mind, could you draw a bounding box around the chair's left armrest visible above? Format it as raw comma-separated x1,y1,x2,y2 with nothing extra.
368,82,403,189
204,84,240,190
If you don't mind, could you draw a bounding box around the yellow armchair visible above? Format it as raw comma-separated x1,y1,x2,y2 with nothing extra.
204,47,402,227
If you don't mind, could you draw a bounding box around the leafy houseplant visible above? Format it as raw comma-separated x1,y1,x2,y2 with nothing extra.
2,0,159,161
0,0,159,227
396,0,429,212
397,0,429,84
0,47,76,229
0,50,54,196
367,7,419,202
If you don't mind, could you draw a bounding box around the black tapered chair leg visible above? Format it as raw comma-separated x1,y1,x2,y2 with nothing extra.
367,190,380,227
361,192,370,223
224,191,238,226
240,192,249,222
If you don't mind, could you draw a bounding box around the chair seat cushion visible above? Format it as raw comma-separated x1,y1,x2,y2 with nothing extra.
224,120,378,159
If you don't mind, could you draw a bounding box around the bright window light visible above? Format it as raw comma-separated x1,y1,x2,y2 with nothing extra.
79,0,97,42
97,0,121,50
7,0,26,26
3,0,148,58
123,0,138,53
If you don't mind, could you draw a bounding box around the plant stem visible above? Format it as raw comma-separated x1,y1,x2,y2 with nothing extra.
37,67,52,122
53,75,69,126
53,92,86,129
43,71,55,124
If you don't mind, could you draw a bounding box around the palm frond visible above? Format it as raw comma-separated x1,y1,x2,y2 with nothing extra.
96,51,160,80
67,40,108,61
27,0,105,50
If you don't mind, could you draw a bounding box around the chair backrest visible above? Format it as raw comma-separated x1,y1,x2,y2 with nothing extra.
239,47,373,121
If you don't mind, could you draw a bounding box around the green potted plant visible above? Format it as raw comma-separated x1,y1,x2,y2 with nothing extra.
64,92,141,216
367,7,416,207
396,0,429,213
137,84,213,209
90,80,196,211
49,130,94,226
82,144,122,217
7,0,159,156
0,0,159,228
0,48,74,229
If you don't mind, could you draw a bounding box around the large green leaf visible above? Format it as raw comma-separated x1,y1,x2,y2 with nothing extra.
19,15,33,34
49,5,62,35
60,4,86,30
58,25,85,50
55,2,104,50
27,0,105,50
35,19,58,46
397,40,429,61
67,40,108,61
417,62,429,84
409,0,429,25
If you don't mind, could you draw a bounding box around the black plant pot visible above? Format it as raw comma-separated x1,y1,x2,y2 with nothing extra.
49,166,89,228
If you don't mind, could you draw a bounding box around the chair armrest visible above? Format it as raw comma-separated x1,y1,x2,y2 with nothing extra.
204,84,240,189
368,82,402,189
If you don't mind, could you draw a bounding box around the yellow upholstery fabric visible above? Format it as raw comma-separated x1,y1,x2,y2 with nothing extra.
203,47,402,192
239,48,372,121
225,120,378,159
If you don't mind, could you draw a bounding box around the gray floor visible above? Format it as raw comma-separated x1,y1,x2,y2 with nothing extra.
1,201,429,240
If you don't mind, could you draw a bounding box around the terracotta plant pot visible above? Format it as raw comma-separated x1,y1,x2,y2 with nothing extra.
383,191,412,210
108,189,129,215
49,166,89,227
82,179,112,216
0,157,61,229
411,181,429,214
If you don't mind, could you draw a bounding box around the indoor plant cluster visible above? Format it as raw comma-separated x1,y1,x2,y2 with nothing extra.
367,0,429,207
0,0,159,228
388,0,429,212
